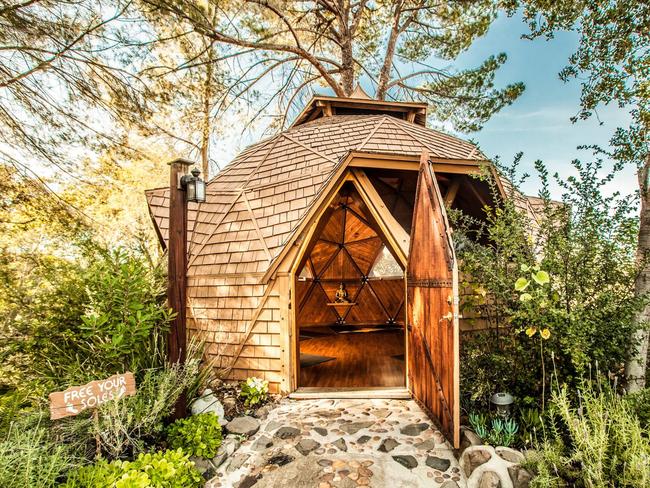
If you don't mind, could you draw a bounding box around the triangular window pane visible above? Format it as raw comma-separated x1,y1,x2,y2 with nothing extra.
369,245,403,278
299,264,313,280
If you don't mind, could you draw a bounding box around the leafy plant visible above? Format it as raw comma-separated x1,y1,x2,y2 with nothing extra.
0,246,172,399
0,418,78,488
57,353,205,460
63,449,203,488
469,412,519,447
625,387,650,430
488,417,519,447
166,412,222,458
456,158,641,413
512,264,556,408
519,407,543,448
468,412,489,439
240,377,268,407
524,378,650,487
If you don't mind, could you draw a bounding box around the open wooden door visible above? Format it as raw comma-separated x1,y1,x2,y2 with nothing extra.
406,151,460,448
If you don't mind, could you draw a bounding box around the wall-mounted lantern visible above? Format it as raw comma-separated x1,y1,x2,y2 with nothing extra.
490,392,514,419
181,167,206,203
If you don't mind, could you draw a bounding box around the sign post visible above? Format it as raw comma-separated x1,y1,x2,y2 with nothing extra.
49,372,136,421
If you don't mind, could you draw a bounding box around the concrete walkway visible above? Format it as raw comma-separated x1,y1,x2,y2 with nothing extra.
207,398,465,488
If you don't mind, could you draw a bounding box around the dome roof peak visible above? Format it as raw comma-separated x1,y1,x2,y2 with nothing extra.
291,93,428,128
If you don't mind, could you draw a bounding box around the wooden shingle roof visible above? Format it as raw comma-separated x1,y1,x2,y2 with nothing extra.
146,113,488,279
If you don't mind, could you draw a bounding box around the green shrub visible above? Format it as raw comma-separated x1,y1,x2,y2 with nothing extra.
524,379,650,487
455,158,640,412
64,449,203,488
0,246,172,399
240,377,268,407
0,419,77,488
167,412,222,458
57,354,205,460
625,387,650,430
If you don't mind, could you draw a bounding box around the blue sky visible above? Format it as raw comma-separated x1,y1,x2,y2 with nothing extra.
456,13,637,197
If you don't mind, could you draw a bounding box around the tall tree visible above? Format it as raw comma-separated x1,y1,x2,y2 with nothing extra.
505,0,649,390
0,0,154,176
137,11,227,179
144,0,525,131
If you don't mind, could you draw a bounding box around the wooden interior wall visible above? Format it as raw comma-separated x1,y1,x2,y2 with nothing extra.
296,183,405,328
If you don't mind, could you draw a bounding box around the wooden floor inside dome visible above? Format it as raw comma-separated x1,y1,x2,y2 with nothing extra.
299,329,405,388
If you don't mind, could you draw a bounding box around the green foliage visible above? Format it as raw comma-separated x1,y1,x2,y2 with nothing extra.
166,413,223,458
469,412,519,447
0,245,171,399
0,418,77,488
239,377,269,407
63,449,203,488
51,248,172,385
519,407,543,448
625,388,650,430
524,379,650,487
455,157,641,412
452,162,539,409
58,355,205,460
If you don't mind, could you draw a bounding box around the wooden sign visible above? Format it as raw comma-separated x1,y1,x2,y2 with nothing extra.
49,372,136,420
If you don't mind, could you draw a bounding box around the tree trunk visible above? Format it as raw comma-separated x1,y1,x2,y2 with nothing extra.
340,37,354,96
376,3,401,100
626,154,650,392
200,49,214,179
339,2,355,96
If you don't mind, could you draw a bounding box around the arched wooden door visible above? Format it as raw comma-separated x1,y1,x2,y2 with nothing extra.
407,151,460,448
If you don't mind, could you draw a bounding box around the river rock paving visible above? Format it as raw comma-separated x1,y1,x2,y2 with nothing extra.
206,398,466,488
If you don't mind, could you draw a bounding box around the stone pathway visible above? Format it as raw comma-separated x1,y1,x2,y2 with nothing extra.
206,398,465,488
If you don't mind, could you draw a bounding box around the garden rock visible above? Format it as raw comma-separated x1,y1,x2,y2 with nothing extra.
226,416,260,436
190,389,226,425
212,435,241,467
478,471,501,488
400,422,429,436
274,426,300,439
264,420,282,432
441,482,460,488
227,452,250,472
415,438,437,451
496,447,524,464
237,474,261,488
340,421,373,434
252,435,274,451
313,427,328,437
267,453,294,466
295,438,320,456
426,455,451,471
462,447,492,477
459,428,483,454
392,455,418,469
332,437,347,452
255,404,273,419
378,438,399,452
190,456,213,475
508,465,532,488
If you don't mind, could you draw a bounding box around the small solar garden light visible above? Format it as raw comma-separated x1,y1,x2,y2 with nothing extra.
490,392,514,419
